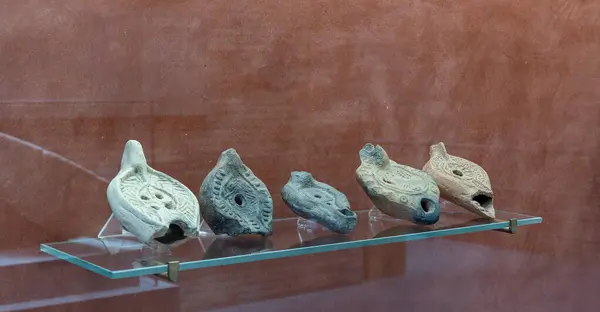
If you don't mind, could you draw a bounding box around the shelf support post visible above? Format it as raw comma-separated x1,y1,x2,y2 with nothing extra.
495,218,518,234
155,261,180,282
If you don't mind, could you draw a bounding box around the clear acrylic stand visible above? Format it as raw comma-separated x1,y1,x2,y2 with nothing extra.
295,218,354,247
368,207,401,222
297,217,348,246
97,213,135,239
197,220,221,252
296,217,329,233
368,207,403,236
296,218,330,242
97,213,172,256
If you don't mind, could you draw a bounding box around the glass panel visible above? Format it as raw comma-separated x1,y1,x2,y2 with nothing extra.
40,205,542,279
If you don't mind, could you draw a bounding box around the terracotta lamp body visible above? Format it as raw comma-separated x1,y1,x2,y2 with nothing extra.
199,149,273,236
107,140,201,247
282,171,357,234
423,142,495,219
356,144,441,225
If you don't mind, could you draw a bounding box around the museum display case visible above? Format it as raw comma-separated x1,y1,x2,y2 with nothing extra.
1,0,599,311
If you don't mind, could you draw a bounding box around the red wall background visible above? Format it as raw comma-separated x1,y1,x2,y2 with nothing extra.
0,0,599,311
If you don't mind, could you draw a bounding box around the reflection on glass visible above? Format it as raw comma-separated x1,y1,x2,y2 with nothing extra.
291,234,351,248
294,218,351,247
372,223,435,238
203,236,272,260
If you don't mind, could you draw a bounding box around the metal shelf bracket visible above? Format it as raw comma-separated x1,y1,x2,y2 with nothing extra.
155,261,180,282
495,218,518,234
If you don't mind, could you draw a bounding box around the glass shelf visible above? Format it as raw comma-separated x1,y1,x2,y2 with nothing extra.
40,204,542,279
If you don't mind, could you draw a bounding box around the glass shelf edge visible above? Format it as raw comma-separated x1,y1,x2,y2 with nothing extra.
109,216,542,279
40,215,543,280
516,217,543,226
40,244,116,278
